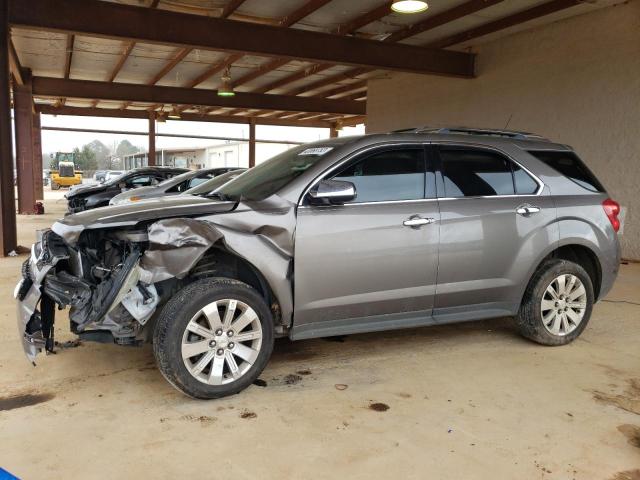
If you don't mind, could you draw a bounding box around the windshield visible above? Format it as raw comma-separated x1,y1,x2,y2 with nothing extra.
105,172,126,185
216,145,335,201
186,170,244,195
158,170,195,187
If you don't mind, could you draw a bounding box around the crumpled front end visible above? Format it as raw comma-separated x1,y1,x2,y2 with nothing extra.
15,228,159,363
15,194,297,364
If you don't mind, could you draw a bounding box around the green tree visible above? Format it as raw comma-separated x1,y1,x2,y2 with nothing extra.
115,139,139,157
86,139,111,169
73,145,98,172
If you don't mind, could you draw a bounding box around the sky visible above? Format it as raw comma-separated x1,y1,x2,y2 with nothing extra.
36,115,365,156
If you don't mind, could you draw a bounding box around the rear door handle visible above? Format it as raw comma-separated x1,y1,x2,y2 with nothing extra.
403,216,435,228
516,205,541,216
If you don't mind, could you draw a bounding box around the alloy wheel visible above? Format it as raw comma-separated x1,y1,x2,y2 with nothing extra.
181,299,263,385
540,274,587,336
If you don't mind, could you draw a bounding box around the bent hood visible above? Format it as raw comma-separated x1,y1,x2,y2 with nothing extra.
52,195,236,244
66,183,108,198
110,186,157,205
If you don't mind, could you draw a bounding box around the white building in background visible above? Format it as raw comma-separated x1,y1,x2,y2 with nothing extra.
123,141,299,170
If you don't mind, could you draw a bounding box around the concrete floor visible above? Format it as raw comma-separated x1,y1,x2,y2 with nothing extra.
0,190,638,479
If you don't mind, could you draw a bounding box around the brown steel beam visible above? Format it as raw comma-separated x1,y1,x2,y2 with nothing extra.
313,79,368,99
0,0,17,254
8,38,24,85
248,118,256,168
13,72,37,214
185,53,243,89
35,105,335,128
385,0,504,43
148,112,156,166
107,41,135,83
221,0,247,19
63,34,74,79
191,0,337,91
32,111,43,200
8,0,475,77
257,0,502,96
427,0,582,49
250,2,395,94
32,77,366,115
277,0,333,27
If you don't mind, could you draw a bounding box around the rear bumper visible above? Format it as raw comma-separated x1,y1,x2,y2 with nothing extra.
598,236,621,301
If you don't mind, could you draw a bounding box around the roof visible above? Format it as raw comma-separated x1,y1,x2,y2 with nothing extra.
8,0,624,127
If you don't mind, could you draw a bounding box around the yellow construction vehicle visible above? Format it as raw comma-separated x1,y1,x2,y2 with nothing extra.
50,152,83,189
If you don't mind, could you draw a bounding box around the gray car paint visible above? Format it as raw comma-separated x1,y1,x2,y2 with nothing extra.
16,131,620,361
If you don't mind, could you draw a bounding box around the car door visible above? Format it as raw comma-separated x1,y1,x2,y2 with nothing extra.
292,144,440,338
432,144,557,319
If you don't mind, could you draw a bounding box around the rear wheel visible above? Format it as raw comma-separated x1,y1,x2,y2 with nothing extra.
153,277,274,399
516,259,594,346
51,182,60,190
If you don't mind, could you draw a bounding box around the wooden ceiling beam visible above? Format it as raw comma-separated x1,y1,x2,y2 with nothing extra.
192,0,336,90
32,77,367,115
35,104,335,128
8,0,474,77
63,34,74,79
220,0,247,19
8,38,24,85
248,2,395,94
427,0,582,49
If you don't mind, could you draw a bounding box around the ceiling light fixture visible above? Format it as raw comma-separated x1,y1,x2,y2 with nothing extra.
391,0,428,14
217,68,235,97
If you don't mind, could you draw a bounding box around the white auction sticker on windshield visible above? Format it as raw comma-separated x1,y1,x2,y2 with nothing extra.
298,147,333,156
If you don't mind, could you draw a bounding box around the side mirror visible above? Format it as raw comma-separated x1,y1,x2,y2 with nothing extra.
118,182,127,190
308,179,356,205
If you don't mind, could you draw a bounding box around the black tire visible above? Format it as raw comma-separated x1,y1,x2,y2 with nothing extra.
516,259,594,346
153,277,274,399
51,182,60,190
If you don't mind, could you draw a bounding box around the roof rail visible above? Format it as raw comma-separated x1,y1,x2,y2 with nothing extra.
391,126,548,141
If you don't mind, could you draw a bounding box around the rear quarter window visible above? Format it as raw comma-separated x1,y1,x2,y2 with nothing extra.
528,150,605,193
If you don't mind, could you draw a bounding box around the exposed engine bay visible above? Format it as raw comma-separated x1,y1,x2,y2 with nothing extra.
15,195,297,363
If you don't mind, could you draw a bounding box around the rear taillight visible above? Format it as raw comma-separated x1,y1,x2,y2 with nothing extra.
602,198,621,232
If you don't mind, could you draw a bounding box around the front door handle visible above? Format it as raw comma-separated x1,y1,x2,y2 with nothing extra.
403,216,435,228
516,205,541,216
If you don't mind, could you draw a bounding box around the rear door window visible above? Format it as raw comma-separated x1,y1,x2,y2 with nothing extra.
438,147,540,197
528,150,605,192
439,148,515,197
332,148,426,203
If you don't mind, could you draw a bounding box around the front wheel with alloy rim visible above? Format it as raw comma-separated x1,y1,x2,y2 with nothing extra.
516,259,594,346
153,277,274,399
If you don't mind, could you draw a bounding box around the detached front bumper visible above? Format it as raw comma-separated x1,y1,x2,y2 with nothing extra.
14,244,56,363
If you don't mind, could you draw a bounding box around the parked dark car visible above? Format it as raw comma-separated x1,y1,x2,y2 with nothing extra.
109,168,243,205
65,167,188,213
16,128,621,399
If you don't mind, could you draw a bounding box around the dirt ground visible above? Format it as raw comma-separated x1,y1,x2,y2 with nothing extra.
0,189,638,479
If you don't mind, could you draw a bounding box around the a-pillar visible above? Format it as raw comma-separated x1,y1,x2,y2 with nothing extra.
0,0,18,255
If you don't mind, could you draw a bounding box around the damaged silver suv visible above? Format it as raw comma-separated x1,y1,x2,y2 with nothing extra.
16,128,621,399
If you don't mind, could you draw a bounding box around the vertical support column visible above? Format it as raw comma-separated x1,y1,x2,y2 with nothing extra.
148,112,156,166
330,124,339,138
13,71,37,214
32,111,43,201
248,118,256,168
0,0,17,254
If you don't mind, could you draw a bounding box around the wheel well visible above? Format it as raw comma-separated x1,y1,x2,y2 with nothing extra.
541,245,602,299
187,247,282,323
